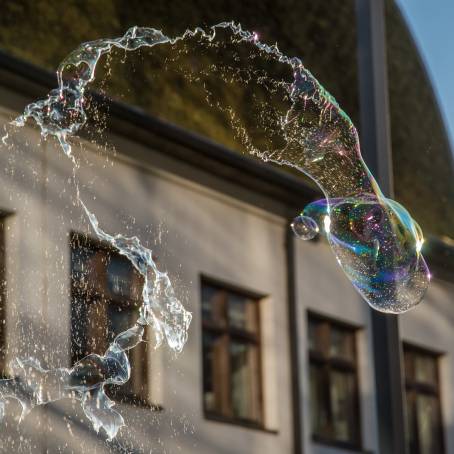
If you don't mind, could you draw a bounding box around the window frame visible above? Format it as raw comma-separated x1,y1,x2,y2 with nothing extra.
307,311,362,451
69,232,151,408
200,276,265,430
403,342,445,454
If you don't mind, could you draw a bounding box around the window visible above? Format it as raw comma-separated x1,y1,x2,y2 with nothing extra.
201,279,263,427
404,345,444,454
0,218,5,377
70,233,149,406
308,313,361,449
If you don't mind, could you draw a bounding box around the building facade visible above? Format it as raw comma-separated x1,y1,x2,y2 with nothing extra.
0,1,453,453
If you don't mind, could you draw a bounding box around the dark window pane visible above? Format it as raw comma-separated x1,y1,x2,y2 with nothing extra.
70,235,149,405
202,280,262,425
106,302,148,403
404,350,414,380
125,337,148,402
308,315,360,446
404,346,444,454
108,318,148,403
201,285,226,327
308,318,324,353
85,301,108,355
330,370,356,442
310,364,328,437
406,394,417,453
71,246,97,295
330,326,355,361
414,354,437,386
107,256,133,298
227,293,258,333
202,331,227,414
229,341,261,422
416,394,443,454
107,306,138,343
71,247,94,278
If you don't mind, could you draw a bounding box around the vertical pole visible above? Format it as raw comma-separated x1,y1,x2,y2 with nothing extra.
355,1,408,453
286,225,304,454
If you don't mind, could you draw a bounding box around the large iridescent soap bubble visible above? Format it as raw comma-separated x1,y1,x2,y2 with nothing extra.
286,66,429,313
294,196,429,313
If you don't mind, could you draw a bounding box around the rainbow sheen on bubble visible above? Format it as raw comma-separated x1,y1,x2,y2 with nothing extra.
296,195,429,313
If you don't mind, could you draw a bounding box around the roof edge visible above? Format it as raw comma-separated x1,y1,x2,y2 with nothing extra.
0,49,319,212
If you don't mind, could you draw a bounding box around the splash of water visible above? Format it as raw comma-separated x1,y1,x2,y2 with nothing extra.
0,22,429,439
0,200,191,440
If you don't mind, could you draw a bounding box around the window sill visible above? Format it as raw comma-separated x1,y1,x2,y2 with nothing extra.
204,412,278,434
312,436,373,453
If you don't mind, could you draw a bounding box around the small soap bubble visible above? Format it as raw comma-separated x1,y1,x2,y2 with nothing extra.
291,215,319,240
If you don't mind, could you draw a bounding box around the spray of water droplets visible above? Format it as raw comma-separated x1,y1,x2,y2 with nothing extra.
0,22,429,439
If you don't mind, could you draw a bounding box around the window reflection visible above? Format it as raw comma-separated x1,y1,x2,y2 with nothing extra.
201,285,226,327
203,331,226,414
201,280,263,426
230,341,261,421
414,355,437,385
310,364,328,436
330,327,355,361
308,314,360,448
228,294,258,333
330,370,356,442
404,345,444,454
70,233,149,406
107,256,133,298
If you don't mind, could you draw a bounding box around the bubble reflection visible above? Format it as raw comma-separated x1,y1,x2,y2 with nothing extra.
296,195,430,313
291,215,319,240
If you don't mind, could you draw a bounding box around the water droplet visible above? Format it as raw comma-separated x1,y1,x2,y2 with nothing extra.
291,215,319,240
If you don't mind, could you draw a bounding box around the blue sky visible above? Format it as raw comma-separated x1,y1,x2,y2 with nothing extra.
395,0,454,149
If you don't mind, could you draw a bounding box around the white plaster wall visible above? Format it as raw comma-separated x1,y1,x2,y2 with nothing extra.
0,106,294,453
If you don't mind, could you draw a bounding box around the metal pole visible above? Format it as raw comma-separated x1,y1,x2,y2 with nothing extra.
286,225,304,454
355,1,408,453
